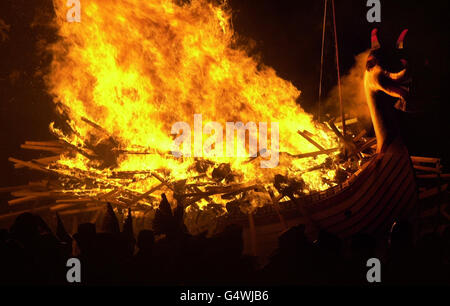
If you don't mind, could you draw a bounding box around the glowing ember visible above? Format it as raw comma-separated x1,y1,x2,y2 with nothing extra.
45,0,339,210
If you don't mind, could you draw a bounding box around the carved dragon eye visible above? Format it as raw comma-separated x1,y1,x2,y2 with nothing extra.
366,55,377,69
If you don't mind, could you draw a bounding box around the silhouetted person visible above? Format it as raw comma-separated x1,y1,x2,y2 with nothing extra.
122,207,136,258
4,213,67,284
2,206,448,285
129,230,158,284
262,225,315,284
73,222,98,284
385,220,417,284
311,230,345,284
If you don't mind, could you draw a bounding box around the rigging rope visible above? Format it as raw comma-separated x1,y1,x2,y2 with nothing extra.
318,0,328,123
331,0,346,136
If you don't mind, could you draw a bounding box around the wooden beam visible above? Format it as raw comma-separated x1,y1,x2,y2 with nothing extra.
20,144,63,153
327,120,345,141
59,206,102,216
127,183,164,206
292,148,339,159
297,130,326,151
55,197,128,207
81,116,110,135
419,184,448,200
411,156,440,164
414,165,442,174
416,173,450,179
24,141,62,147
8,196,40,205
50,203,79,211
10,191,52,198
243,149,267,164
184,184,258,198
353,129,367,142
32,156,60,165
151,172,174,191
8,157,51,173
0,185,31,193
358,138,377,152
0,206,50,221
335,117,358,128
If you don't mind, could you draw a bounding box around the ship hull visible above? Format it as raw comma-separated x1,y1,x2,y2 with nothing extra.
220,139,419,258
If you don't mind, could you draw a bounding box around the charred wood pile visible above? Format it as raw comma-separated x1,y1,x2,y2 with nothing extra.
1,116,448,237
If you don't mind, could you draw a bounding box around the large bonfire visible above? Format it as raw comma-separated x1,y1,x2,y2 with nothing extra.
6,0,364,234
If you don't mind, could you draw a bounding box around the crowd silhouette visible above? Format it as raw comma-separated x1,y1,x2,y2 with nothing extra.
0,194,449,286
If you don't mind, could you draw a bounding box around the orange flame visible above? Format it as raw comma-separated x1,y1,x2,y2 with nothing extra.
46,0,338,208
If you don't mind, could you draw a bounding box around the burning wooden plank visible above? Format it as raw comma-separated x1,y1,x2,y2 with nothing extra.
20,144,63,153
127,183,164,205
291,148,339,159
0,184,33,193
8,157,51,173
358,138,377,152
185,184,258,198
56,138,97,160
327,120,345,141
10,191,52,198
32,156,61,165
59,206,103,216
55,198,97,204
150,172,174,191
353,129,367,142
55,197,128,207
297,130,326,151
24,140,62,147
81,116,110,135
243,149,267,164
51,203,82,211
335,117,358,128
8,196,41,205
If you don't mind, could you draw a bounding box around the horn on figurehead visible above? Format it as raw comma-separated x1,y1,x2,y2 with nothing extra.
371,28,380,49
396,29,408,49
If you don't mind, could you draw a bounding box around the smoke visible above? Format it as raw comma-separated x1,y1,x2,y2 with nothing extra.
325,50,371,120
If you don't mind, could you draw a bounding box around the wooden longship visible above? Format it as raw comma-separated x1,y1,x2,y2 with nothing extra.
223,137,418,258
222,29,422,258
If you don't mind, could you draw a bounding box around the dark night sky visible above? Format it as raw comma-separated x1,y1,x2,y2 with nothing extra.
0,0,449,191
